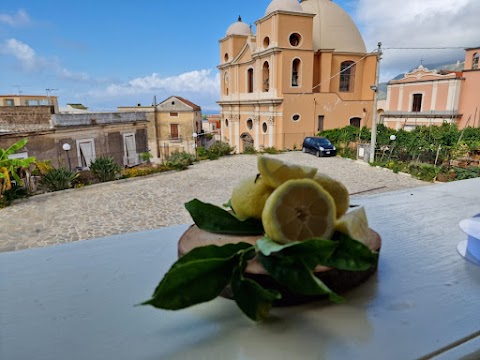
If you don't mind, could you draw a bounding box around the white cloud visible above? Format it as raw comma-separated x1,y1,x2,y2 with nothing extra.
355,0,479,80
1,38,92,82
1,38,46,71
0,9,30,27
101,69,220,97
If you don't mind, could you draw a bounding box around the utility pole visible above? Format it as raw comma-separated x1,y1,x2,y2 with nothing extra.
369,42,382,163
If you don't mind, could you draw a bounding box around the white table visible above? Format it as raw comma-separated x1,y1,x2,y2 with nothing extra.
1,179,480,360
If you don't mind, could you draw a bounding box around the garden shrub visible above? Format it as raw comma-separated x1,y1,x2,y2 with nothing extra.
208,141,235,157
243,146,257,154
39,168,79,192
262,147,282,154
407,163,440,182
121,164,171,178
165,151,195,170
89,156,122,182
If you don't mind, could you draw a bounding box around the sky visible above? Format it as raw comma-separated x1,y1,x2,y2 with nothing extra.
0,0,478,112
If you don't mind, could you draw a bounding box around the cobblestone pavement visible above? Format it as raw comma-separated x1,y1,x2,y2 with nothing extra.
0,153,430,252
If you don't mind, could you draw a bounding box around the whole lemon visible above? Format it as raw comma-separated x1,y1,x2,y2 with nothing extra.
313,173,350,218
231,176,274,220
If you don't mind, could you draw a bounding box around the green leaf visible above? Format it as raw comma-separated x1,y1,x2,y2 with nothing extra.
231,271,282,321
223,198,233,209
142,256,239,310
173,242,254,270
259,254,343,303
326,232,378,271
185,199,264,235
256,237,338,269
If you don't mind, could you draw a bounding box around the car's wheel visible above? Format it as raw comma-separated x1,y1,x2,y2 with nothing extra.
302,147,306,153
316,150,321,157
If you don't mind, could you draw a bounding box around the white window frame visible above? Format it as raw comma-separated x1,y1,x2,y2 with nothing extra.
123,132,138,167
76,138,96,170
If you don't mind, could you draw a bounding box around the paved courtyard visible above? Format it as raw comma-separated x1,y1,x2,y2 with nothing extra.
0,153,430,252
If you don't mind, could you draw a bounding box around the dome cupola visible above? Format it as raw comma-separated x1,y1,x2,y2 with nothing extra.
300,0,366,53
226,16,251,36
265,0,304,16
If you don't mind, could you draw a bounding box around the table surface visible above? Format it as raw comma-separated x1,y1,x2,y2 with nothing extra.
1,178,480,360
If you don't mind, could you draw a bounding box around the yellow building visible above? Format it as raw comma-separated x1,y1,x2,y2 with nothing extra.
119,96,202,162
0,94,59,113
218,0,377,152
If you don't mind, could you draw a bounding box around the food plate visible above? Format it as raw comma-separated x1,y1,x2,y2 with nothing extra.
178,225,381,305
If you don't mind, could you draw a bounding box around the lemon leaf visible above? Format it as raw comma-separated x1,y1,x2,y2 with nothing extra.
259,254,343,303
142,256,240,310
185,199,264,235
231,270,282,321
325,232,378,271
256,236,338,269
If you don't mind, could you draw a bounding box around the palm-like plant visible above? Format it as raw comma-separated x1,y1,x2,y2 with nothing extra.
0,139,36,196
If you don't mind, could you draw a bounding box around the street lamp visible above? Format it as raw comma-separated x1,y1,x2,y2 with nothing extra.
62,143,72,171
192,132,198,160
387,135,397,162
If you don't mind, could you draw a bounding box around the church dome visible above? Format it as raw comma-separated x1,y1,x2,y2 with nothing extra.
265,0,304,16
300,0,366,53
226,16,251,36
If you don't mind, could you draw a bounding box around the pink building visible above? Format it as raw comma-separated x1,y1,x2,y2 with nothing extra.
383,46,480,130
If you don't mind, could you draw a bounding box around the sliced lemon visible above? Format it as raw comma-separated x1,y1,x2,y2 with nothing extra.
335,207,370,245
313,173,350,218
262,179,336,244
257,156,318,188
231,176,274,220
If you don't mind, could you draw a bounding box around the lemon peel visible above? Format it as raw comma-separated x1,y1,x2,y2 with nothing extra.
313,173,350,218
257,156,317,189
230,176,274,220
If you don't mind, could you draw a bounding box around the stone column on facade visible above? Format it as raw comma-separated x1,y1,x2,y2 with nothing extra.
253,116,260,149
430,82,438,111
233,115,240,153
398,85,404,111
268,117,275,148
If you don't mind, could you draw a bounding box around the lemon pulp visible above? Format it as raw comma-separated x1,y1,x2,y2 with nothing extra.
257,156,317,189
262,179,336,244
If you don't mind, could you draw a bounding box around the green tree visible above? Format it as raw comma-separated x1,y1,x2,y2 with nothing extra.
0,139,36,196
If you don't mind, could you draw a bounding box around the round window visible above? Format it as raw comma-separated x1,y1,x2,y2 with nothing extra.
225,119,229,128
289,33,301,47
224,53,229,62
292,114,301,122
246,119,253,130
263,36,270,48
262,122,268,134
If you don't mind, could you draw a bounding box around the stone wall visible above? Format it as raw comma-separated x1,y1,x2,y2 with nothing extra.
52,112,147,127
0,106,53,132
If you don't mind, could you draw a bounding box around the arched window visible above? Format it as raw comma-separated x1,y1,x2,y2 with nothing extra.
247,68,254,93
350,117,361,128
473,53,479,70
292,59,301,87
339,61,355,92
224,71,229,96
262,61,270,92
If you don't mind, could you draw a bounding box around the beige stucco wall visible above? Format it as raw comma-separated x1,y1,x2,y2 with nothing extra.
0,95,59,113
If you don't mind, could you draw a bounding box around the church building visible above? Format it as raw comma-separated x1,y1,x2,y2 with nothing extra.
218,0,377,152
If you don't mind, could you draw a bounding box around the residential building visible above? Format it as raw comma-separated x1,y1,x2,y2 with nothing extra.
119,96,202,162
0,102,148,169
218,0,377,152
382,46,480,130
0,94,59,114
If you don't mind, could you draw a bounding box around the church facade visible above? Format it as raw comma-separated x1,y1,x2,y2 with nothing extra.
217,0,377,152
382,47,480,130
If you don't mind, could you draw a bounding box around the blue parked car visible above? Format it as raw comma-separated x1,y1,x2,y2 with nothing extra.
302,136,337,157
